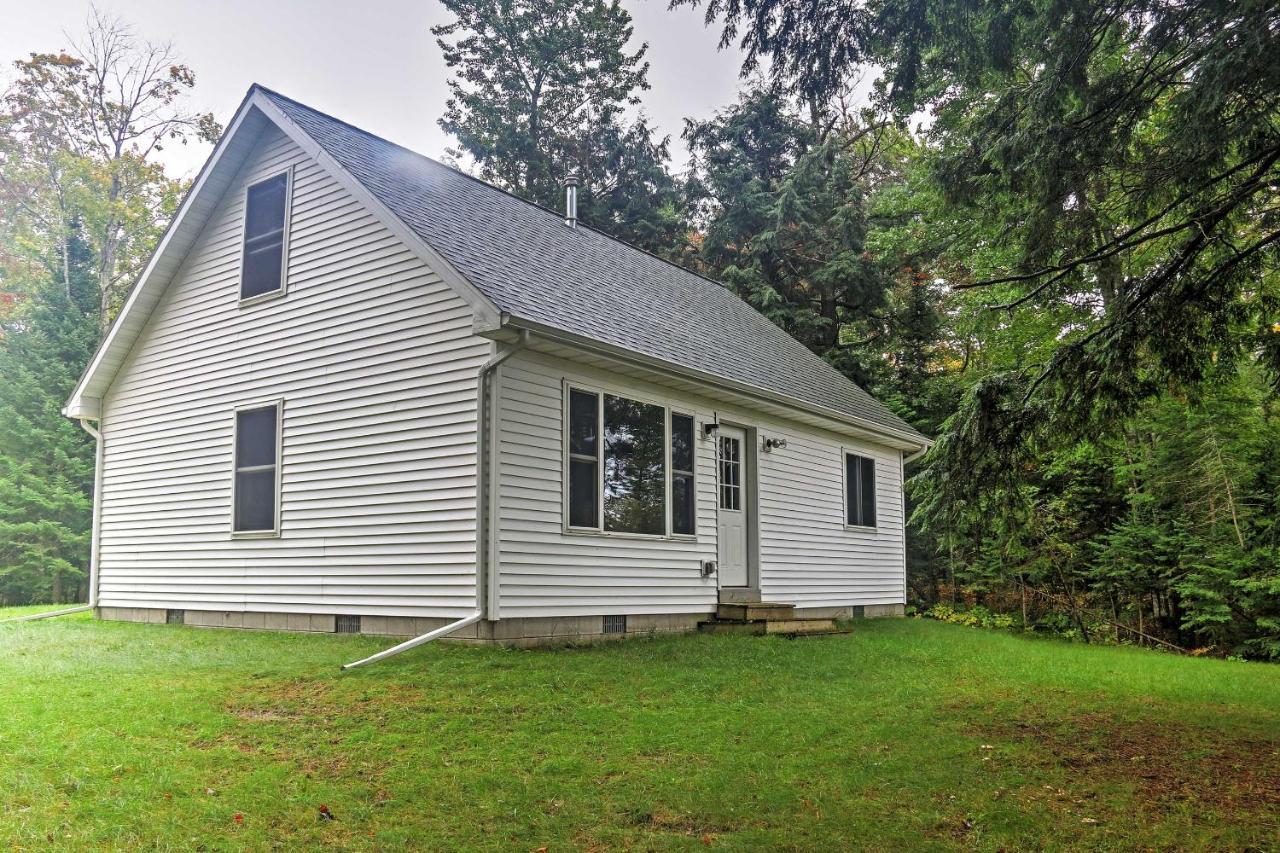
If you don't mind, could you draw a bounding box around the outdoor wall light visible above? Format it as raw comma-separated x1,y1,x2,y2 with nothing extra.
702,422,720,438
763,436,788,452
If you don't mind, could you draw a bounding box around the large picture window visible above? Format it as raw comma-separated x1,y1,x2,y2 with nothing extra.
845,452,876,528
241,171,290,300
234,402,281,534
566,386,696,537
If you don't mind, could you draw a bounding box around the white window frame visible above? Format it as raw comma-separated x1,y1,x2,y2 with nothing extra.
562,380,697,541
238,166,293,306
842,448,878,531
231,399,284,538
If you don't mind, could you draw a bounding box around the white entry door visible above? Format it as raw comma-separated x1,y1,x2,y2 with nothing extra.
717,426,749,587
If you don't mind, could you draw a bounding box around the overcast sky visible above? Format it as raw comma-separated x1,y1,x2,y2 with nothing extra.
2,0,749,179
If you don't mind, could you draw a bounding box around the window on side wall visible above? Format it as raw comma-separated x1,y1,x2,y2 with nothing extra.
670,413,696,535
240,171,290,301
845,452,876,528
233,402,281,534
566,386,695,537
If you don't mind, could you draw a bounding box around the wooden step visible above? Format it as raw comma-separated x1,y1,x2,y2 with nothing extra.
764,618,844,635
716,603,796,622
698,618,849,637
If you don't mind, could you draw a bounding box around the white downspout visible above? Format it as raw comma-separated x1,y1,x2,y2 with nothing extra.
1,417,103,625
342,329,529,669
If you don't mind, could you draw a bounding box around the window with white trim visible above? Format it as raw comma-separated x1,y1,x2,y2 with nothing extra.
671,413,696,535
566,386,696,537
234,403,281,533
241,171,289,300
845,452,876,528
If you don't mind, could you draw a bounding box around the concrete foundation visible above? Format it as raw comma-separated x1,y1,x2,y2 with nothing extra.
96,602,904,647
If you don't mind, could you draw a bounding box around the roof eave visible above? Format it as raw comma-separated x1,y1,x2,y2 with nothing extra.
496,315,932,451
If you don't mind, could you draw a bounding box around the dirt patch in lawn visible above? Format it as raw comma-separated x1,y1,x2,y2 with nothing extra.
970,710,1280,815
627,807,742,839
227,678,429,722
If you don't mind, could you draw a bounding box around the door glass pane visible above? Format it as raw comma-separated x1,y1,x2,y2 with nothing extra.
603,394,665,535
719,435,740,511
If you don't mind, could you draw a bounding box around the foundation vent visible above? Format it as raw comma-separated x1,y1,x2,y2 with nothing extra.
335,615,362,634
165,609,185,625
602,614,627,635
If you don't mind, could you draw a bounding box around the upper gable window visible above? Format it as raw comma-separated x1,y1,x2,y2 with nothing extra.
241,171,290,301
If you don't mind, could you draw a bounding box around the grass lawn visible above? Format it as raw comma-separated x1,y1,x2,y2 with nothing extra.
1,616,1276,850
0,604,87,620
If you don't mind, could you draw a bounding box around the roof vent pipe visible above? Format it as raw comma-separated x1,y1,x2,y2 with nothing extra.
563,173,579,228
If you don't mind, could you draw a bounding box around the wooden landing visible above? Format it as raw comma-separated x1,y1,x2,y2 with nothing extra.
699,602,850,638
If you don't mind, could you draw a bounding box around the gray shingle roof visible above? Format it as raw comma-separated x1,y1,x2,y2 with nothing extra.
260,87,925,443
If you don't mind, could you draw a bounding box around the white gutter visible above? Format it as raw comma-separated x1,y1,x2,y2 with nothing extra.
1,417,103,625
904,444,930,464
342,330,530,669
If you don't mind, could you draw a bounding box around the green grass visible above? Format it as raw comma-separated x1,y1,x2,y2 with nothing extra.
0,603,87,620
1,616,1276,850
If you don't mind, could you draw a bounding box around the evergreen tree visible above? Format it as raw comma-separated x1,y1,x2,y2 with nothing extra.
0,13,212,604
433,0,686,253
684,85,901,387
0,248,98,605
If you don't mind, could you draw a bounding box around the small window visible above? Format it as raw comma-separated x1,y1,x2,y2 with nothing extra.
845,453,876,528
567,389,599,528
234,403,281,533
671,413,696,535
241,172,289,300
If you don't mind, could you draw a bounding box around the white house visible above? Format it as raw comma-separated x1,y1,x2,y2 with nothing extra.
63,86,931,655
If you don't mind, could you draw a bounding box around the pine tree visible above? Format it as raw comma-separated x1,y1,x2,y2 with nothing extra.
433,0,686,254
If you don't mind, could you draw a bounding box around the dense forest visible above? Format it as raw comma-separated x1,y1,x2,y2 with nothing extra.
2,2,1276,658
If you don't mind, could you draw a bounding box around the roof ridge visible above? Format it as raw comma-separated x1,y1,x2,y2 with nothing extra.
250,84,737,298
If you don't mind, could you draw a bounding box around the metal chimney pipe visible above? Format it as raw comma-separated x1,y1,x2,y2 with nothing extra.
563,173,579,228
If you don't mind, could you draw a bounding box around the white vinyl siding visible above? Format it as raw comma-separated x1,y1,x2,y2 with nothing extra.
96,125,491,617
493,351,906,618
757,428,904,606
